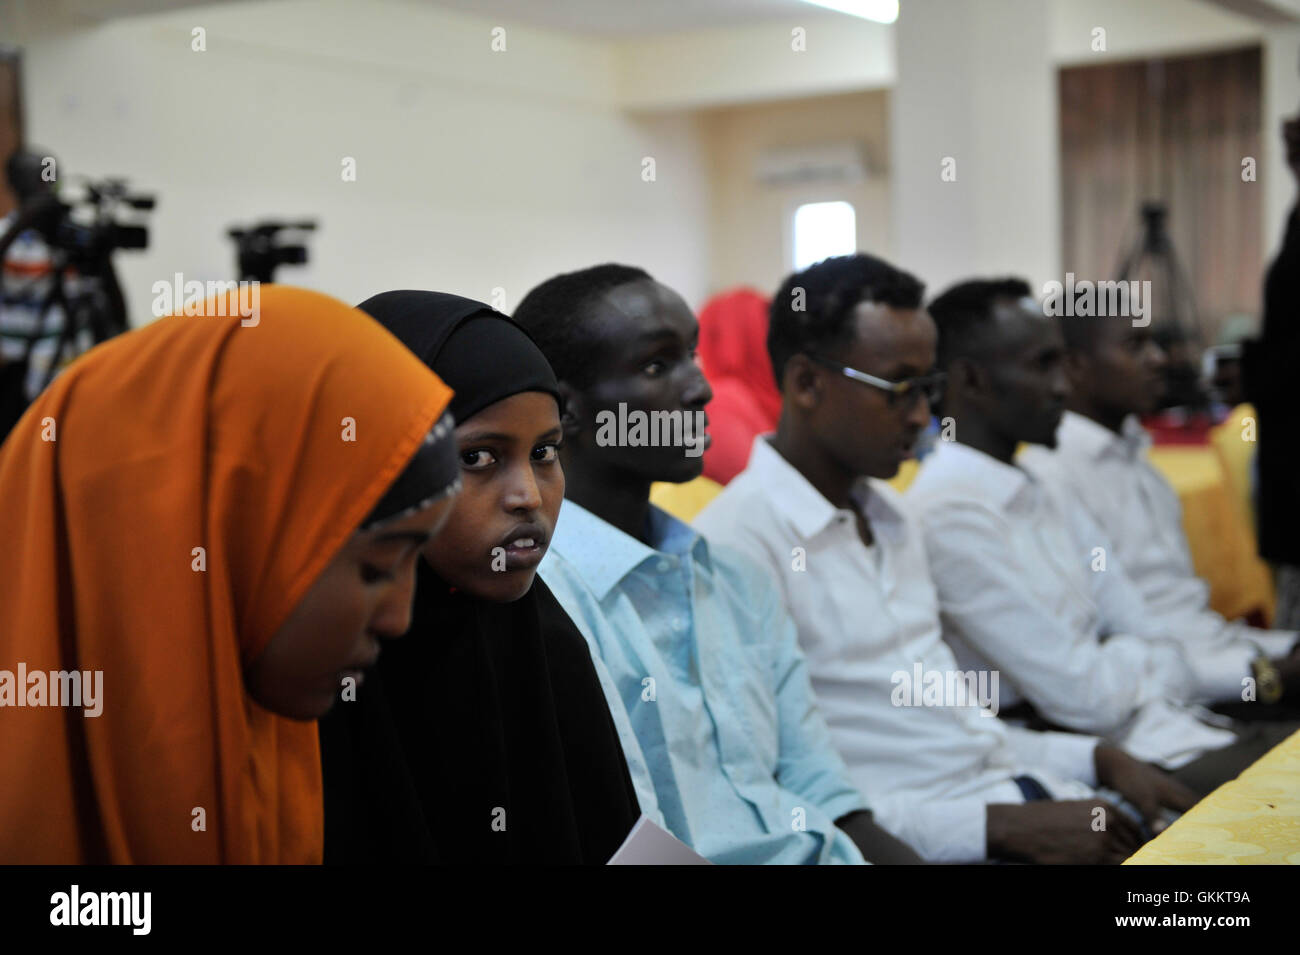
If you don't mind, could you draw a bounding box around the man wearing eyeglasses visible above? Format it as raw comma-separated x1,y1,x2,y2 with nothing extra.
697,254,1194,862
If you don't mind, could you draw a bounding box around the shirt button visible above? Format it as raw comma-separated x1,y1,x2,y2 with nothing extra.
671,617,686,631
656,558,671,573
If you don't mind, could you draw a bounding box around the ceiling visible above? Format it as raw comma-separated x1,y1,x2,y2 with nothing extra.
29,0,1299,36
415,0,836,37
1201,0,1300,20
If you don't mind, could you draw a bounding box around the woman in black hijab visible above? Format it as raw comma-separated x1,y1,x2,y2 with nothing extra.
319,291,641,864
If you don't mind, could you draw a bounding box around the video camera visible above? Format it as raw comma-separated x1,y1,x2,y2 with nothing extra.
32,177,155,267
226,220,317,284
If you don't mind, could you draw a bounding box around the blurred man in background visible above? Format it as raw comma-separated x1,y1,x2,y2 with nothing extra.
0,147,71,440
1242,107,1300,630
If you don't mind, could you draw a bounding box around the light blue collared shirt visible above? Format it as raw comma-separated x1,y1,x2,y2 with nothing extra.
539,499,870,865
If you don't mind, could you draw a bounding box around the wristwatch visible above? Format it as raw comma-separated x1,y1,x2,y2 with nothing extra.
1251,656,1284,705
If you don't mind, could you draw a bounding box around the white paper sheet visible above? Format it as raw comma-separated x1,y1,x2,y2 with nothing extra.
606,815,713,865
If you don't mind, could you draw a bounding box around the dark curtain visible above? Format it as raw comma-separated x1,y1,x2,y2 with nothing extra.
1059,46,1263,344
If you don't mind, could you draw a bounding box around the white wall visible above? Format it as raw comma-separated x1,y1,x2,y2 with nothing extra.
12,0,1296,324
891,0,1060,293
614,14,894,111
701,90,891,295
15,0,712,323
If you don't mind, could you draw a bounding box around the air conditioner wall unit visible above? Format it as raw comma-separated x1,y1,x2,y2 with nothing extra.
753,142,871,186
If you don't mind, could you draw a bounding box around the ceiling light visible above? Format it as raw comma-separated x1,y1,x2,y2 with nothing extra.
800,0,899,24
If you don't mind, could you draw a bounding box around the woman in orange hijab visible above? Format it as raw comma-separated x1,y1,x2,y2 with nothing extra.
0,285,458,863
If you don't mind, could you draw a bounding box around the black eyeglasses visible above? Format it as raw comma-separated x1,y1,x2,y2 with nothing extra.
805,353,947,410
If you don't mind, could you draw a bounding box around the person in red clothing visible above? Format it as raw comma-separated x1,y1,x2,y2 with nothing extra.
697,288,782,484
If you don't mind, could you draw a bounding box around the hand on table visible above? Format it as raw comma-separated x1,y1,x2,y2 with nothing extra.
1094,743,1199,834
987,799,1142,865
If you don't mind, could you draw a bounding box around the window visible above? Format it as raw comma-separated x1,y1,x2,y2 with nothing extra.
792,201,856,270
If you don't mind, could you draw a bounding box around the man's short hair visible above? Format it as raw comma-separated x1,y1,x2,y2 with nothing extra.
768,253,925,386
927,277,1033,370
512,263,652,388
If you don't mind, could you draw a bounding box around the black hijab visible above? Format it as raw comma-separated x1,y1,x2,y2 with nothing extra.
355,290,562,425
319,290,641,864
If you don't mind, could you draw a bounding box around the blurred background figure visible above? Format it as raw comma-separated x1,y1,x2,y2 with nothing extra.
1207,315,1262,538
1205,314,1255,413
0,147,63,439
696,287,780,485
1243,105,1300,630
0,146,151,443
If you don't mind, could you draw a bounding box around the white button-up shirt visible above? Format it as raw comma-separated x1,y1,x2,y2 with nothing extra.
907,440,1237,769
1020,411,1297,701
695,437,1101,861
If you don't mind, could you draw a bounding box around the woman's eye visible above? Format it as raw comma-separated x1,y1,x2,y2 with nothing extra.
360,563,393,584
532,443,560,463
461,449,496,469
643,360,666,377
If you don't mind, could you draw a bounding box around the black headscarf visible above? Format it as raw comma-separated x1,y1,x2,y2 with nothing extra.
355,290,562,424
362,410,460,529
319,290,641,864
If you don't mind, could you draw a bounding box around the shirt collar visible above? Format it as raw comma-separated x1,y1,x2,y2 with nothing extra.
922,440,1037,510
548,496,711,600
746,435,907,544
1060,410,1149,461
1119,414,1152,456
745,436,839,539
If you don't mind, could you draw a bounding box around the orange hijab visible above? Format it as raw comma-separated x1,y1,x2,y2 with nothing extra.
0,285,452,863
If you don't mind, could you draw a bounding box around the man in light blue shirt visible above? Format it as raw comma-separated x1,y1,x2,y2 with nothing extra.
514,263,921,864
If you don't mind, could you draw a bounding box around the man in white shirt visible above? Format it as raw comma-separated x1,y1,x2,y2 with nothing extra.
1018,313,1300,713
909,278,1298,796
697,255,1195,862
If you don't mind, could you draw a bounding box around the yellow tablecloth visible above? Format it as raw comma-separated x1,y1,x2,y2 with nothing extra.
650,476,724,524
1125,729,1300,864
1148,444,1274,625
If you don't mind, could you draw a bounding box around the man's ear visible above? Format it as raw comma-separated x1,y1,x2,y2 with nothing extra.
1063,349,1088,394
556,381,584,440
782,354,821,412
948,356,989,402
